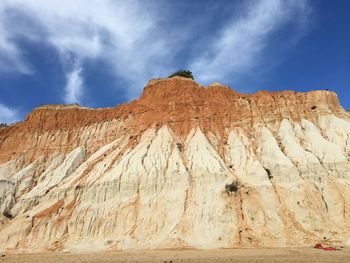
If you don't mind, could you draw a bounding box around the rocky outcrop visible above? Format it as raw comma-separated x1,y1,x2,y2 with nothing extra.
0,77,350,252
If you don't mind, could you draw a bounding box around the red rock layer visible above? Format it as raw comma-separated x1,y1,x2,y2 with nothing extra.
0,77,346,164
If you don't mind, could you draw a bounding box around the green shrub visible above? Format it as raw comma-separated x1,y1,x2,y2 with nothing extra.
168,70,194,80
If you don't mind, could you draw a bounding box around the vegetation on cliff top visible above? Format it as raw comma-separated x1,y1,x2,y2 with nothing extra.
168,70,194,80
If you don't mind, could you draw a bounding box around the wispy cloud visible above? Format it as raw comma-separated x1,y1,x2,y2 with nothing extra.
191,0,311,84
0,0,175,97
0,103,20,124
64,64,84,104
0,0,311,104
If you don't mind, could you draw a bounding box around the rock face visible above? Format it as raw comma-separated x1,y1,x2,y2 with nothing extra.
0,76,350,252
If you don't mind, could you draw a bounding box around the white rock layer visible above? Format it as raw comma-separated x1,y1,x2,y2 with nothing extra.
1,115,350,252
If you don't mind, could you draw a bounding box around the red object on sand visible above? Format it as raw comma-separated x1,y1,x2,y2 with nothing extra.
314,243,322,249
314,243,338,251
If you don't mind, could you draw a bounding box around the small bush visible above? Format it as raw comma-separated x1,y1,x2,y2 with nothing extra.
225,181,238,195
3,211,13,219
176,142,183,152
168,70,194,80
0,123,8,128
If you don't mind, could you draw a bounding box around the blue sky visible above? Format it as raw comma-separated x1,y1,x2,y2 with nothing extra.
0,0,349,123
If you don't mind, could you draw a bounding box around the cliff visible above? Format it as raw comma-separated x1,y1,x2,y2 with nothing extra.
0,77,350,252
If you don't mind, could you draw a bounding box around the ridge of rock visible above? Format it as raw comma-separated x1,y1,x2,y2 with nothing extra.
0,78,346,165
7,77,346,133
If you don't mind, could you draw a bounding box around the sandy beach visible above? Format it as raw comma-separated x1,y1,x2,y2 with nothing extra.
1,248,350,263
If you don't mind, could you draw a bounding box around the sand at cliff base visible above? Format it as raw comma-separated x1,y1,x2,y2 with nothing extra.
1,248,350,263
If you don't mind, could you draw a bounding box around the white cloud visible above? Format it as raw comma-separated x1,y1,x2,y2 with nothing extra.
64,64,84,104
191,0,311,84
0,0,311,102
0,103,20,124
0,0,174,97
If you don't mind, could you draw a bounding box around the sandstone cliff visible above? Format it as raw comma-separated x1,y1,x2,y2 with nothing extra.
0,77,350,252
